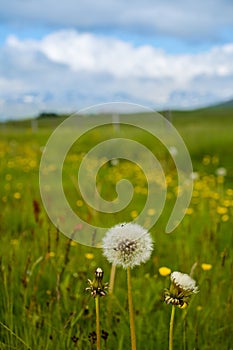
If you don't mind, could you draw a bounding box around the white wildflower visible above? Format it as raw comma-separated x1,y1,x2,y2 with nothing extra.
102,222,153,269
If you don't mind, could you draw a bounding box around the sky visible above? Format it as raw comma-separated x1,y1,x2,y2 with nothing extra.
0,0,233,120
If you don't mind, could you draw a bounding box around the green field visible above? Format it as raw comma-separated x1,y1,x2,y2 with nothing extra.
0,107,233,349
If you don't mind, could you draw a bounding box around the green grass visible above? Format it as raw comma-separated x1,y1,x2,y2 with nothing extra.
0,108,233,349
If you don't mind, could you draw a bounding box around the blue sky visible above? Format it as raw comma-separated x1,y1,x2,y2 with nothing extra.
0,0,233,120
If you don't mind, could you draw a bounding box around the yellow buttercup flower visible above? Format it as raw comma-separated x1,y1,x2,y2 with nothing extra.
159,266,171,277
13,192,21,199
217,206,228,215
201,263,212,271
185,207,193,215
130,210,138,219
226,189,233,196
221,215,229,222
85,253,95,260
202,155,211,165
223,200,231,207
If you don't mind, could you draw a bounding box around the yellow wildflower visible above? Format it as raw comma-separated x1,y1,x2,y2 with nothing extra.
13,192,21,199
202,155,211,165
159,266,171,277
217,206,228,215
85,253,95,260
130,210,138,218
185,208,193,215
226,189,233,196
223,200,231,207
201,263,212,271
222,215,229,222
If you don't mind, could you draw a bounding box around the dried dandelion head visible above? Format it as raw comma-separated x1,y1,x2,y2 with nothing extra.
164,271,199,307
102,222,153,269
86,267,108,297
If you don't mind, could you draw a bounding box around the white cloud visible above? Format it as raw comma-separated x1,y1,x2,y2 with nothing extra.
0,30,233,119
7,30,233,80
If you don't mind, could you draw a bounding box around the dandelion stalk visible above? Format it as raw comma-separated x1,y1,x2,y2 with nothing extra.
127,267,137,350
169,305,175,350
86,268,108,350
164,271,199,350
109,264,116,294
102,223,153,350
95,295,101,350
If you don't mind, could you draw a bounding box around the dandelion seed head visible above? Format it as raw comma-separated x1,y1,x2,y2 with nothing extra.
171,271,199,293
216,167,227,177
102,222,153,269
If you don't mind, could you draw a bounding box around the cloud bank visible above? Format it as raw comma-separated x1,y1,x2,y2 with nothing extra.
0,30,233,119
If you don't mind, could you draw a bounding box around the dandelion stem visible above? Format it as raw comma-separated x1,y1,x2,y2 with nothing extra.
169,305,175,350
127,267,136,350
109,264,116,294
95,295,101,350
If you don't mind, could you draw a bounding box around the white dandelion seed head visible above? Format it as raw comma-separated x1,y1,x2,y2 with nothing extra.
171,271,199,293
190,172,199,180
102,222,153,269
216,167,227,177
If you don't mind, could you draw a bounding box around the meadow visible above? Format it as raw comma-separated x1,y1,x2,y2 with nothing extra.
0,107,233,349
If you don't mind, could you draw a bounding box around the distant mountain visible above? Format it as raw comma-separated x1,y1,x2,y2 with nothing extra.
210,98,233,109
